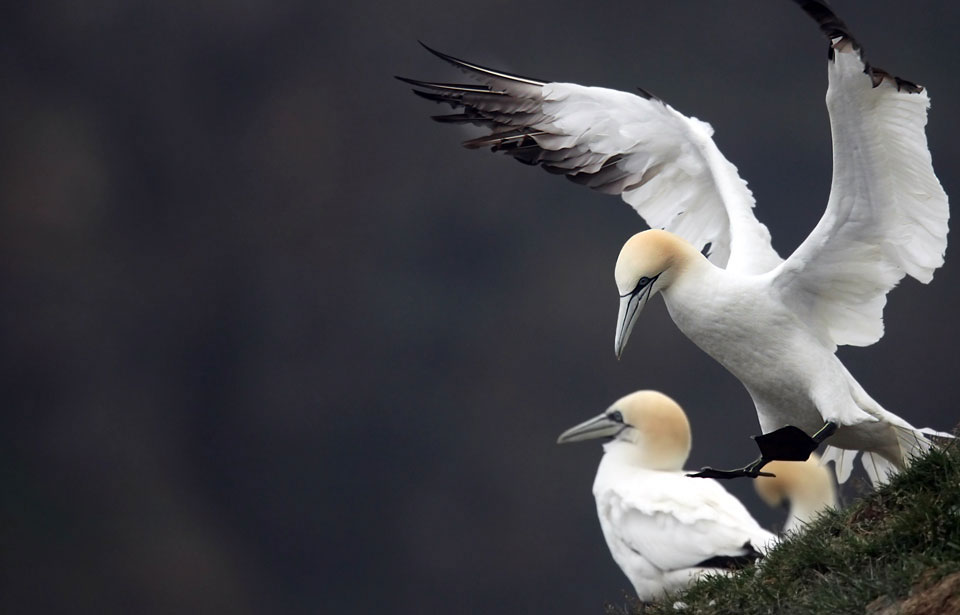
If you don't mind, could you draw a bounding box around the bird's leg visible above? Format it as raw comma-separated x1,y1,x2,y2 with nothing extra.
686,422,838,481
811,420,839,444
686,456,776,480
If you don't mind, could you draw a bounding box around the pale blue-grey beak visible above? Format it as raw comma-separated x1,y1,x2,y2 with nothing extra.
557,413,626,444
614,277,657,359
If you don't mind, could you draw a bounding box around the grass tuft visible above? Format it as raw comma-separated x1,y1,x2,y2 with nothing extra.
608,443,960,615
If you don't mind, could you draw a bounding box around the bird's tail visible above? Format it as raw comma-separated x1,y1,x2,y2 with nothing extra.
821,426,952,487
819,445,855,484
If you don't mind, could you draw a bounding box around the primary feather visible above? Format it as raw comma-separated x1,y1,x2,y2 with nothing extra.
399,44,782,274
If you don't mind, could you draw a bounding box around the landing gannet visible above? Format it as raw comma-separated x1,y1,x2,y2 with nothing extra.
401,1,949,482
754,455,837,534
558,390,776,601
614,227,947,483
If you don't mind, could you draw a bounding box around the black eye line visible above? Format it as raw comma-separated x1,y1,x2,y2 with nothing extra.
619,273,660,298
608,410,624,423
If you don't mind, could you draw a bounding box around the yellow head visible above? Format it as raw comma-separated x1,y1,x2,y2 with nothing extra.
557,390,692,471
754,455,837,531
614,230,702,358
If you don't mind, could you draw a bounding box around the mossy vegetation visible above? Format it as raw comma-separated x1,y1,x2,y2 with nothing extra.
608,443,960,615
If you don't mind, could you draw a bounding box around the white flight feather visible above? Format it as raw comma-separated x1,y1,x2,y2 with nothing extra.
538,83,782,274
773,46,949,349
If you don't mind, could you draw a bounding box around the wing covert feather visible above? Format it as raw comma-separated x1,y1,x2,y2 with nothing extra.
603,474,773,572
400,47,782,273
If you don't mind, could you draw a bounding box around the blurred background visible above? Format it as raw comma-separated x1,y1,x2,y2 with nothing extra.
2,1,958,613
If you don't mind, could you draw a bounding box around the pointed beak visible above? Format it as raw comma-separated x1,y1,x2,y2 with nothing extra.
615,281,655,359
557,413,625,444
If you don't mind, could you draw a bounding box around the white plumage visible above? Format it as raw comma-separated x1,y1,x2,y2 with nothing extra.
558,391,776,601
772,41,948,349
614,227,943,485
403,1,950,483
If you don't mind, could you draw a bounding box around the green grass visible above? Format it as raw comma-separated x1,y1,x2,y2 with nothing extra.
608,443,960,615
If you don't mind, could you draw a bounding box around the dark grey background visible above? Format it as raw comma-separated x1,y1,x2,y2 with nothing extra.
2,1,958,613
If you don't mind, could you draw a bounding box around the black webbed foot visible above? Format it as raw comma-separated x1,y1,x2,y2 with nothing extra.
752,426,819,461
686,465,776,480
687,422,838,480
752,421,839,461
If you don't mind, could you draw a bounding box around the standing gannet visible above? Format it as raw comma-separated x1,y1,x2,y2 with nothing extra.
558,390,776,602
401,1,949,482
754,455,837,534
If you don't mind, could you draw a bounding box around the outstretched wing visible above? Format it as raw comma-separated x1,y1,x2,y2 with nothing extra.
774,1,949,349
399,45,782,274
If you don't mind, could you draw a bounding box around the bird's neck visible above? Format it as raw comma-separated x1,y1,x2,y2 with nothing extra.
601,439,685,472
657,232,711,279
660,248,727,314
659,237,718,294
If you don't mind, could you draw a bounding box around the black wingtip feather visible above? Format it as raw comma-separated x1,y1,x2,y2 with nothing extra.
635,85,661,102
793,0,924,94
793,0,857,49
431,113,485,124
415,42,548,86
395,75,436,91
409,89,462,107
462,130,546,151
695,540,763,570
395,75,501,95
418,41,465,66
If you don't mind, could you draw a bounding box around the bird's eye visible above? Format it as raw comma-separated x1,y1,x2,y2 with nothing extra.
609,410,624,423
621,274,657,299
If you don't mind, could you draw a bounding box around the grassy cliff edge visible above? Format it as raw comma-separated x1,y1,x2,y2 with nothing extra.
610,443,960,615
